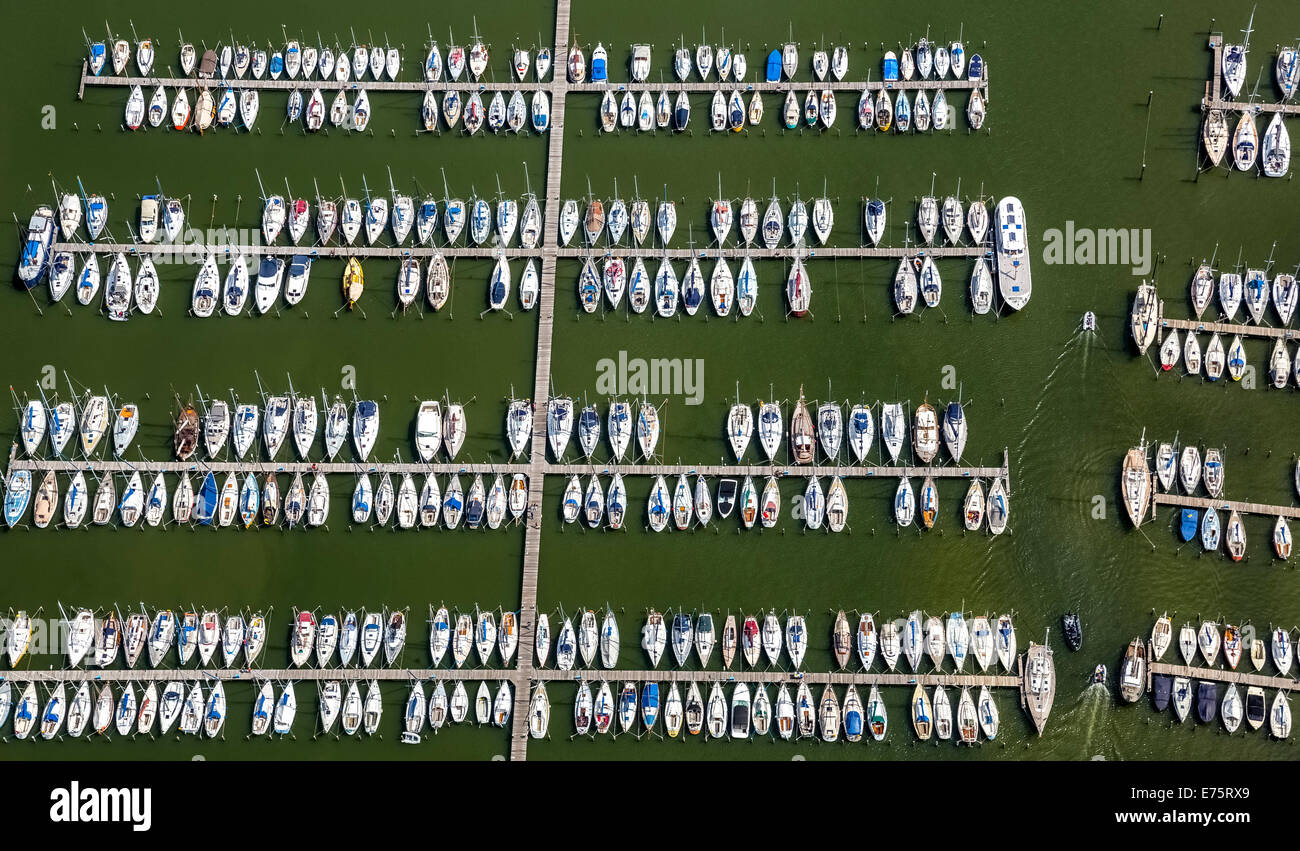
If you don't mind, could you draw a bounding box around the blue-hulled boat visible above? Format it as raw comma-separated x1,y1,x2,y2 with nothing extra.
968,53,984,82
641,682,659,729
764,49,781,82
673,91,690,130
591,43,607,82
1196,681,1217,723
195,471,218,525
1179,509,1198,542
883,51,899,82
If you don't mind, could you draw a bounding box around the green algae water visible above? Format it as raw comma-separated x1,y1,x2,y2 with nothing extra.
3,0,1300,761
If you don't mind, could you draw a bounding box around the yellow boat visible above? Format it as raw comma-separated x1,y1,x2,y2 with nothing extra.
342,257,364,308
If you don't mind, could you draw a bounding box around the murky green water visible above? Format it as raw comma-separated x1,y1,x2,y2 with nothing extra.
3,0,1299,760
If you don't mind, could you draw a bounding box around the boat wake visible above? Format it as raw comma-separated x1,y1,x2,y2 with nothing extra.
1013,341,1074,461
1075,682,1113,757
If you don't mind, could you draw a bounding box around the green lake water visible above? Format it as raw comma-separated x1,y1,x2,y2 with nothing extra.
2,0,1299,760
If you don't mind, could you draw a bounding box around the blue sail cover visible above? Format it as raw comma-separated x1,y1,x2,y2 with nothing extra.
765,50,781,82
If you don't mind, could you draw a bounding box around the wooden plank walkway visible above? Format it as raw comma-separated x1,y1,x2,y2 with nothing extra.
6,450,1009,482
1153,491,1300,520
79,73,984,98
567,79,984,94
1201,37,1300,116
509,0,573,763
53,239,989,263
548,459,1009,479
5,454,525,477
1149,659,1300,692
1157,312,1300,343
0,665,1019,689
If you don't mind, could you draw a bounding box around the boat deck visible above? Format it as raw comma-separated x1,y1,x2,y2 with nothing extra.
1019,643,1055,735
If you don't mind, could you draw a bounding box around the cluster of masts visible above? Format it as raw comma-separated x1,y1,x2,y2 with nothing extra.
557,179,993,251
565,31,984,86
87,21,520,85
1203,13,1295,175
593,84,985,135
121,80,379,135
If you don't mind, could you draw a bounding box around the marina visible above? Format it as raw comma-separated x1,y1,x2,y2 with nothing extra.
8,0,1299,769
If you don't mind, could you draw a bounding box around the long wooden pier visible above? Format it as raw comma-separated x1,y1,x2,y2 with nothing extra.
509,0,573,762
547,452,1010,480
52,237,989,263
1156,309,1300,344
5,455,524,477
1152,491,1300,521
0,664,1020,689
78,68,985,98
6,449,1010,483
1148,659,1300,693
1201,37,1300,117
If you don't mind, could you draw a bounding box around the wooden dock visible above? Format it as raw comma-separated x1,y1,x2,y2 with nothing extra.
0,664,1020,690
1156,307,1300,344
78,67,985,98
1148,659,1300,692
547,452,1010,480
509,0,573,763
5,448,1009,485
1202,37,1300,117
4,452,525,478
1152,491,1300,521
52,236,989,264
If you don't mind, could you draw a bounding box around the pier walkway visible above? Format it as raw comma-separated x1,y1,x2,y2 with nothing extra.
78,66,986,99
51,240,989,262
1156,304,1300,344
509,0,572,762
1148,659,1300,693
0,664,1020,690
6,448,1011,483
1152,491,1300,521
